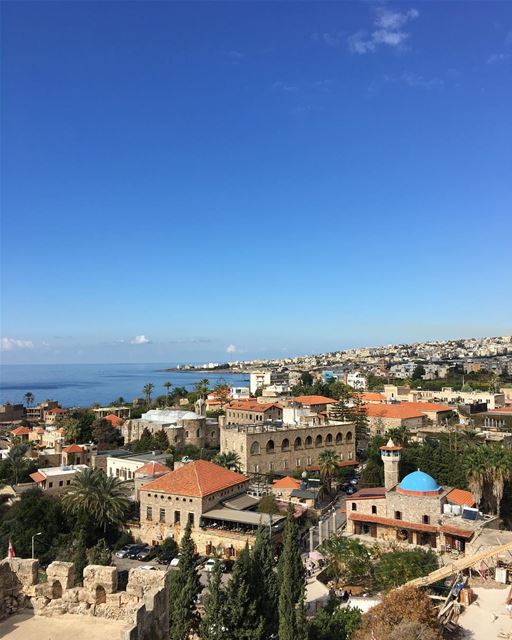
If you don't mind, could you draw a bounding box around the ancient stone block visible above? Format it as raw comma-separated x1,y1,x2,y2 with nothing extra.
83,565,118,594
47,561,75,592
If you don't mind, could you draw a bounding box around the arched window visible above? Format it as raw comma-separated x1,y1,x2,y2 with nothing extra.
305,436,312,448
250,441,260,455
51,580,63,599
266,439,275,453
325,433,333,444
315,435,322,447
185,431,189,439
335,432,343,444
346,431,353,442
281,438,290,451
294,437,302,450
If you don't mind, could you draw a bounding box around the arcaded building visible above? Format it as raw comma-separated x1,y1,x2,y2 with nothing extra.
220,419,356,474
122,409,219,449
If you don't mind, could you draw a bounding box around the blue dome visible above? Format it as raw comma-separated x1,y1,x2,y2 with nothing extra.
398,470,440,494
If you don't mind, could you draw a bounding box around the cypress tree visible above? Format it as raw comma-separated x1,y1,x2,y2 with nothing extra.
200,558,228,640
225,543,264,640
169,522,200,640
73,527,88,586
278,507,305,640
251,526,279,639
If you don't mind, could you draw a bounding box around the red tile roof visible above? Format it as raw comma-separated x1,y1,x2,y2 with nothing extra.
30,471,46,483
487,406,512,414
104,414,123,426
10,427,30,436
48,408,66,414
363,402,452,420
140,460,249,497
292,395,336,405
349,512,438,533
227,400,281,412
356,392,386,402
63,444,83,454
446,488,475,507
272,476,301,489
135,461,170,477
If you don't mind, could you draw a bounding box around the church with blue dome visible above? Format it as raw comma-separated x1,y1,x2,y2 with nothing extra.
345,439,486,552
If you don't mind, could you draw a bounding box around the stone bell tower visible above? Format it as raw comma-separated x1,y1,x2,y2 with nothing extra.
380,438,402,490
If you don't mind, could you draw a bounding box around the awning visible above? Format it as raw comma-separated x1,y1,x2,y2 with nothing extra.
349,513,437,533
30,472,46,483
203,507,285,527
222,493,260,511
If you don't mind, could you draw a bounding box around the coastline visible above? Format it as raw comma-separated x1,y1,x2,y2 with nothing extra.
160,368,250,374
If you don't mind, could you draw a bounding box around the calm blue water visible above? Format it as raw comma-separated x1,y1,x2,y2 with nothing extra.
0,363,249,408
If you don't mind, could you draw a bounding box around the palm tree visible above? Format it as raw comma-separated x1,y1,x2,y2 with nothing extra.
5,444,30,485
195,378,210,399
463,446,488,507
24,392,34,408
318,448,339,495
485,447,512,514
143,383,154,406
385,425,410,446
163,381,173,406
63,467,131,531
214,451,242,473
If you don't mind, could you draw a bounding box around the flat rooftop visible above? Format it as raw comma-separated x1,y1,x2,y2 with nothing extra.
222,420,353,434
41,464,88,476
203,507,285,527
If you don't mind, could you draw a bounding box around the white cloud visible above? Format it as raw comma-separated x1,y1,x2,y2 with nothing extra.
130,335,150,345
226,344,238,353
272,80,298,92
1,337,34,351
487,52,511,64
349,7,419,55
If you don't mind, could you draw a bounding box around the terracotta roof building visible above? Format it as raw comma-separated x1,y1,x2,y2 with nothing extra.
138,460,282,556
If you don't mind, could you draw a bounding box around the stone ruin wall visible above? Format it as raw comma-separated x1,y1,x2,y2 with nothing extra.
0,558,169,640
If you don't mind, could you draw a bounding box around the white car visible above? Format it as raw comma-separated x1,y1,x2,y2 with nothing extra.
204,559,216,572
170,555,181,567
138,565,157,571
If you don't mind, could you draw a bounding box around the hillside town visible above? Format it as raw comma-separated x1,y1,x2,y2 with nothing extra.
1,336,512,640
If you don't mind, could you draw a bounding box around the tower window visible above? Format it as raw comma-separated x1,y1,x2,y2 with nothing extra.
371,505,377,514
395,511,402,520
422,515,430,524
351,503,357,511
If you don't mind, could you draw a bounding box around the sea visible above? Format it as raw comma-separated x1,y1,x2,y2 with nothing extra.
0,363,249,408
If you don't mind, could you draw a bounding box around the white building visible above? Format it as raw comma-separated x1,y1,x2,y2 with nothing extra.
230,386,250,399
107,451,169,481
29,464,88,495
346,371,367,390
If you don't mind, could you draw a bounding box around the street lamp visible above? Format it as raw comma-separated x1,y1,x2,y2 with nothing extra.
31,532,42,559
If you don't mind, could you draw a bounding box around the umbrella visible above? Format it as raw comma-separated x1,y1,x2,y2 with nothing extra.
309,550,324,561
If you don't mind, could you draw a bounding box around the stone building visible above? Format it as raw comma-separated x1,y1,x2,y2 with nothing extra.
224,400,283,425
363,402,454,437
220,419,356,474
138,459,285,554
122,409,218,449
346,439,498,552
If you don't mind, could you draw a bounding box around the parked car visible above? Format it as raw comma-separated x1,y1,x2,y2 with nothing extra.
169,554,181,567
136,546,157,561
116,544,144,559
127,544,148,559
345,486,356,495
158,550,176,565
139,565,158,571
349,478,358,486
204,558,217,572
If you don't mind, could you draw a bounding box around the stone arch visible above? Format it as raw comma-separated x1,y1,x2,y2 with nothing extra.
335,432,343,444
281,438,290,451
266,439,275,453
305,435,312,447
51,580,63,599
315,434,323,447
346,431,353,442
250,441,260,455
294,437,302,450
95,584,107,604
325,433,333,444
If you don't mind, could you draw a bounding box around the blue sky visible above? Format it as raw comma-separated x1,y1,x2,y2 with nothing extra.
1,1,511,364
